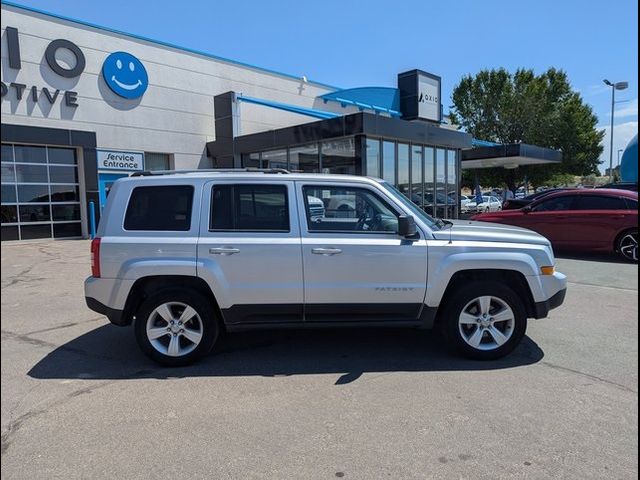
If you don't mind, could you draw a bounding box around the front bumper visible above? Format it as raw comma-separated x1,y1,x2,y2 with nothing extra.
532,287,567,319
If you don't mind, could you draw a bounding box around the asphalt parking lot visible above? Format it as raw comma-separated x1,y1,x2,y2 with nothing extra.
1,240,638,479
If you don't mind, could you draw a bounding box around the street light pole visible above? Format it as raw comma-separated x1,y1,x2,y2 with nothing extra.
603,79,629,182
608,85,615,181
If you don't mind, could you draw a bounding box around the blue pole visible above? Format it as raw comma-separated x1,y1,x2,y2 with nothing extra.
89,201,96,239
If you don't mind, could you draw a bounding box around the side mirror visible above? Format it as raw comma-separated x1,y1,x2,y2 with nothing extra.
398,215,418,238
522,205,532,213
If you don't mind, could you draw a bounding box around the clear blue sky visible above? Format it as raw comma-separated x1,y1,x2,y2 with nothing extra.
7,0,639,171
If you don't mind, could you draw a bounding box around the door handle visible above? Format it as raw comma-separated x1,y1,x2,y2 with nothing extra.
209,247,240,255
312,247,342,256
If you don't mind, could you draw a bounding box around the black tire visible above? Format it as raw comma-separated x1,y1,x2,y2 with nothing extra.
134,288,219,366
616,229,638,263
439,281,527,360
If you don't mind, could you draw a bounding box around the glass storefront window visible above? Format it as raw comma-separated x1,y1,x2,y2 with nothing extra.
242,153,261,168
397,143,409,197
289,143,319,173
144,152,172,171
410,145,423,208
262,149,288,170
321,138,356,174
435,148,447,219
447,149,458,218
365,138,380,177
382,141,396,185
423,147,435,215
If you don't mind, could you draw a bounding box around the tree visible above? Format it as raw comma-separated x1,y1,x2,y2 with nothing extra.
451,68,604,190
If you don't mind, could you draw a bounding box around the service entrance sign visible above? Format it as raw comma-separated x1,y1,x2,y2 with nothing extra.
97,150,144,171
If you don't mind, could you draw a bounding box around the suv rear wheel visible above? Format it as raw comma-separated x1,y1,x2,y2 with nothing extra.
134,288,219,366
440,281,527,360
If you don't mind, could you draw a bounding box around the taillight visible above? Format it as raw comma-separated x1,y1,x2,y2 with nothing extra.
91,237,101,278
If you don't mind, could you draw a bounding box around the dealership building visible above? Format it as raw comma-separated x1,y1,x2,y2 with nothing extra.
1,1,560,242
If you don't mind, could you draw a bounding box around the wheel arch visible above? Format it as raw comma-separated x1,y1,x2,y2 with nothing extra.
436,269,537,321
121,275,224,327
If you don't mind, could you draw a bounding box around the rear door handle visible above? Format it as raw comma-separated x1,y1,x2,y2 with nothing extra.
312,247,342,256
209,247,240,255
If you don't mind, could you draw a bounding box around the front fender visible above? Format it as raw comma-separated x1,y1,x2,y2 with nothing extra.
425,250,541,307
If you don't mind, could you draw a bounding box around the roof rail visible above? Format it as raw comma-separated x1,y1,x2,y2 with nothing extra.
130,168,290,177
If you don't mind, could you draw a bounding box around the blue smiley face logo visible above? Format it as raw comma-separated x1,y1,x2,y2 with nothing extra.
102,52,148,99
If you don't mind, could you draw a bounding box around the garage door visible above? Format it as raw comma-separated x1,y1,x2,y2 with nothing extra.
1,143,83,241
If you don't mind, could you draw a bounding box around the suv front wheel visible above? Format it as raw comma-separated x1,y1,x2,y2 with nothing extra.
440,281,527,360
134,288,219,366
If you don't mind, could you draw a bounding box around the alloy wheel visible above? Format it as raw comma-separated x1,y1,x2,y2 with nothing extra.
619,232,638,262
146,302,203,357
458,296,515,351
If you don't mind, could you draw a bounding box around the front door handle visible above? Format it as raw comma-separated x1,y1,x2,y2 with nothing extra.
209,247,240,255
312,247,342,256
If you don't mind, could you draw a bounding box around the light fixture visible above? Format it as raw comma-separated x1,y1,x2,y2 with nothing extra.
603,79,630,181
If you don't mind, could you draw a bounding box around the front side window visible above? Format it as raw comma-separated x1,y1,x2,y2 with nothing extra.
533,195,578,212
303,185,399,233
124,185,193,231
210,184,289,232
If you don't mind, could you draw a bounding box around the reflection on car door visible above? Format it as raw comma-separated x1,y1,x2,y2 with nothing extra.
518,195,580,248
297,182,428,323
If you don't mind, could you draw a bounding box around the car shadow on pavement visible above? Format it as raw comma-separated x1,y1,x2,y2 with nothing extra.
27,325,544,385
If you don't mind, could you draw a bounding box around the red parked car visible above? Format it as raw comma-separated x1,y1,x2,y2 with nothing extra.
472,189,638,262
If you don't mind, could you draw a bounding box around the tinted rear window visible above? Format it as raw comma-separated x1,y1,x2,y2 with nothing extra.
124,186,193,231
575,195,627,210
210,184,289,231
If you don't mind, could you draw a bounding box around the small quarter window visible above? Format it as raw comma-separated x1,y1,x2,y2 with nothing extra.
124,185,193,231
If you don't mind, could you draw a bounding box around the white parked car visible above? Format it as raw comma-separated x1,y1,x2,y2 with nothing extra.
465,196,503,213
460,195,473,211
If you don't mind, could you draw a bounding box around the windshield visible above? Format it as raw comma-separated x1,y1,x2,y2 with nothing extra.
380,182,443,230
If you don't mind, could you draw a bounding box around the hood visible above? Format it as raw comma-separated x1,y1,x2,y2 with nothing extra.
432,220,550,246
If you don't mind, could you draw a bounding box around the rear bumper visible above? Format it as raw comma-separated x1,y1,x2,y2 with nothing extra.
85,297,127,326
532,288,567,319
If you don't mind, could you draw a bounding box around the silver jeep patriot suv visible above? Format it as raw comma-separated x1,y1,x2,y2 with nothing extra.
85,170,567,366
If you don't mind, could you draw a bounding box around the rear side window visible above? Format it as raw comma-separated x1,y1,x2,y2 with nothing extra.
210,184,289,232
625,198,638,210
124,185,194,231
575,195,627,210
